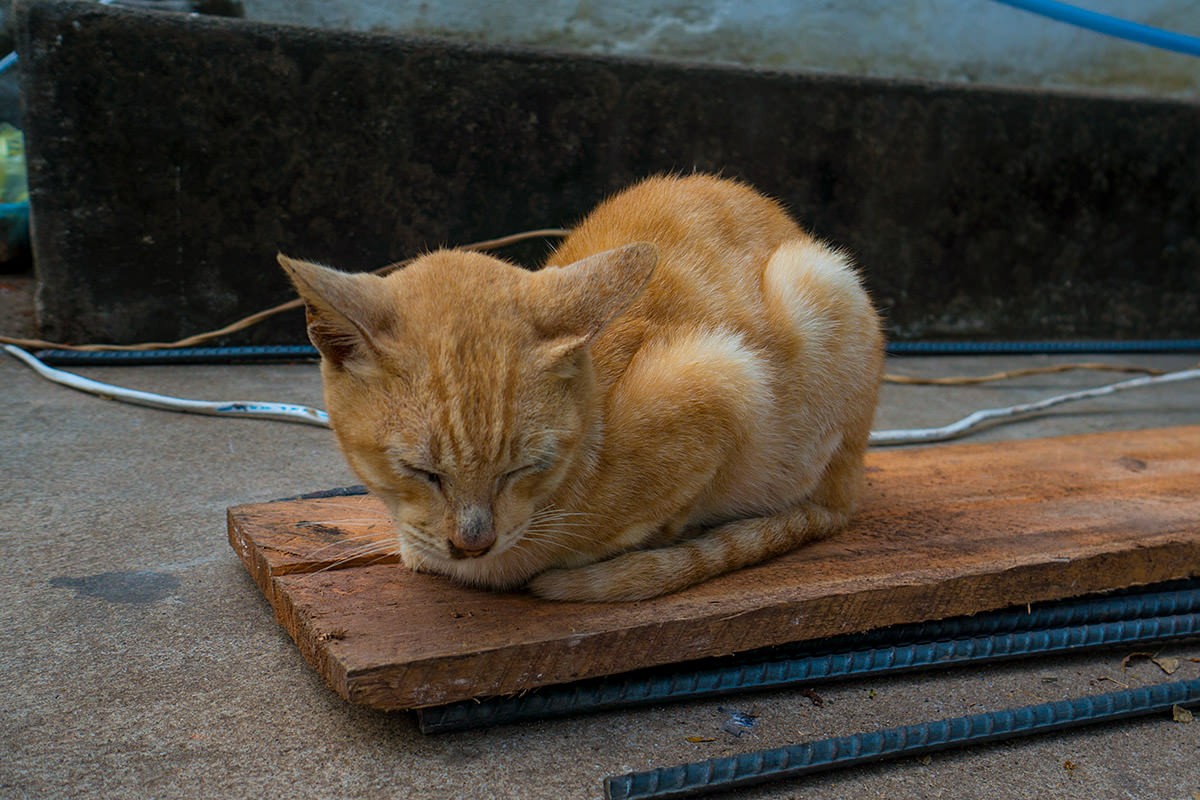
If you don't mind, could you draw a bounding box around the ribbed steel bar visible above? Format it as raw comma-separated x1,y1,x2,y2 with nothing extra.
416,583,1200,733
34,345,320,365
270,485,368,503
604,678,1200,800
774,578,1200,656
884,339,1200,355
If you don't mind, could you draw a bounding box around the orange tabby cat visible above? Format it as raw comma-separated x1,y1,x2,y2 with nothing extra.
279,174,883,601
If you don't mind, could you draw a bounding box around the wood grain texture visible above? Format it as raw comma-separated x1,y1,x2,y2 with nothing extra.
227,426,1200,709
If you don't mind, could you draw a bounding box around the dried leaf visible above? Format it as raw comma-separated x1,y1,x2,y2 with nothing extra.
1172,705,1194,724
1120,652,1155,671
685,736,715,743
800,688,824,708
1063,760,1076,772
1151,656,1180,675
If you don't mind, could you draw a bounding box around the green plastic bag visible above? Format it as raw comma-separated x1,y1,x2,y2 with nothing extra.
0,123,28,204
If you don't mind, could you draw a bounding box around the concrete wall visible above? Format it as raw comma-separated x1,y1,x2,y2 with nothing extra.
240,0,1200,98
20,1,1200,345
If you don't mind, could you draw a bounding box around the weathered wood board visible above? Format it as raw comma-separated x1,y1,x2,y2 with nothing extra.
228,426,1200,710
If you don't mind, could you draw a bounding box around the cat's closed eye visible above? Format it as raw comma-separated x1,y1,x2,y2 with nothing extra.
398,462,443,490
499,464,539,489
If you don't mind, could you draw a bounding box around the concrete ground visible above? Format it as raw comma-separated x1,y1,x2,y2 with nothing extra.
2,345,1198,800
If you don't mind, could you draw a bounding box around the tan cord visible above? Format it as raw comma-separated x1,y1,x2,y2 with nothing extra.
0,227,571,352
882,362,1171,386
1,226,1191,390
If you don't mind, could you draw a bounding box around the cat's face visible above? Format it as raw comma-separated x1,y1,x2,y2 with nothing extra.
279,244,656,588
322,313,595,587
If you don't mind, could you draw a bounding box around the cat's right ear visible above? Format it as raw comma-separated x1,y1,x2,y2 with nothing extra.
530,242,657,377
277,254,391,371
532,242,658,339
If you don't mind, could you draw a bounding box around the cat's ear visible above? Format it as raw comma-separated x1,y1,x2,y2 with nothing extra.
532,242,658,343
277,254,392,371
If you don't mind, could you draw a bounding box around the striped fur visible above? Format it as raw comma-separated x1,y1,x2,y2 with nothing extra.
280,175,883,601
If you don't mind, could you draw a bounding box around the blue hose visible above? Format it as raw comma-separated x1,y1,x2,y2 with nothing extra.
990,0,1200,58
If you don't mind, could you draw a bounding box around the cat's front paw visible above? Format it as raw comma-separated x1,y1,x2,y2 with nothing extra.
527,554,672,602
526,568,584,601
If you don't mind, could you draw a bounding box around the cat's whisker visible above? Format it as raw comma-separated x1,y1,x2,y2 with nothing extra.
522,527,594,546
302,533,397,560
530,510,599,521
313,554,398,576
526,516,599,531
531,505,603,519
518,528,590,555
399,532,450,568
335,541,399,559
522,526,589,543
522,516,593,534
525,521,591,534
317,539,396,559
530,515,595,527
526,517,595,530
502,539,542,582
310,544,402,575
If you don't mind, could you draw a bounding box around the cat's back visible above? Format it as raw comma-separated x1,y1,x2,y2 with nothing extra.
545,174,801,278
546,175,807,347
543,174,881,526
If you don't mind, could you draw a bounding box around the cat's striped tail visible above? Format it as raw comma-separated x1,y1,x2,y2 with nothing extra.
527,501,850,602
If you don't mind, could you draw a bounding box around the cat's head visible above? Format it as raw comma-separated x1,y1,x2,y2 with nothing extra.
278,243,656,587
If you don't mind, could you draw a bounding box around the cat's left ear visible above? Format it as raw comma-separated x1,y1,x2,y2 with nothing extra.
531,242,658,344
277,254,394,371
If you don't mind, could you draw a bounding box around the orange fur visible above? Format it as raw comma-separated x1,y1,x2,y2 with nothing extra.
279,175,883,601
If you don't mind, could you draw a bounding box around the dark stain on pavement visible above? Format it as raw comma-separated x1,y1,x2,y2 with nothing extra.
50,570,180,605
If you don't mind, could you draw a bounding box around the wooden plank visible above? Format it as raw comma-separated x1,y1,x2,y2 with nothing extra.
227,495,396,605
228,426,1200,709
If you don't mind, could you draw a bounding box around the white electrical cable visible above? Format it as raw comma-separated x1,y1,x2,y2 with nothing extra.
3,344,330,427
869,367,1200,446
5,344,1198,443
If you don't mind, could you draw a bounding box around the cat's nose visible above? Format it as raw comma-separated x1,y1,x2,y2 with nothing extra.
449,505,495,558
